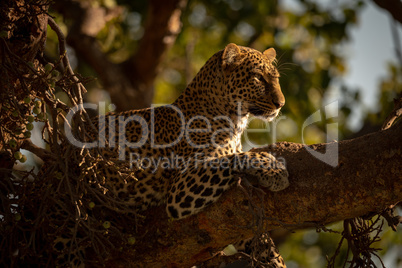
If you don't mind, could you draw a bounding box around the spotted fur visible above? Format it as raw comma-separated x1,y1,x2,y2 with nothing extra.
96,43,288,219
235,233,287,268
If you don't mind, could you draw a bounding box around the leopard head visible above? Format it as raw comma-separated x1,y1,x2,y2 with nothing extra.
221,43,285,121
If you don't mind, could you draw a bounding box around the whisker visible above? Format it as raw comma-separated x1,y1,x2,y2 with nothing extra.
276,51,287,67
277,63,299,71
277,67,293,71
279,62,299,67
277,61,300,76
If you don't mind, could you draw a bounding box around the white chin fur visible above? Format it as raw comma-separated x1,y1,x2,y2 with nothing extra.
266,109,280,121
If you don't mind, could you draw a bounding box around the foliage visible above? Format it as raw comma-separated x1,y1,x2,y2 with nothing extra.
83,0,368,143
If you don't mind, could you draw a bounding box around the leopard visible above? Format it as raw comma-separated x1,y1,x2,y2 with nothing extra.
234,233,287,268
59,43,289,267
97,43,289,216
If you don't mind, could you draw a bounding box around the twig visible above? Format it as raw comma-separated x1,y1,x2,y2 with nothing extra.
381,205,402,231
381,94,402,130
47,17,87,95
21,139,56,162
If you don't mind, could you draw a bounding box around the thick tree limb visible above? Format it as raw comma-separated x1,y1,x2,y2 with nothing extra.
100,122,402,267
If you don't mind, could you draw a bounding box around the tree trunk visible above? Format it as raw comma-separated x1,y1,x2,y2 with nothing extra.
53,0,187,111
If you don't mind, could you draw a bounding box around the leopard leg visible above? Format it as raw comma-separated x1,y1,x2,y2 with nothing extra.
165,151,289,219
165,159,235,219
233,151,289,191
235,233,287,268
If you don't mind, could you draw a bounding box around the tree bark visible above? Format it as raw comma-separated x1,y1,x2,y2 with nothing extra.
102,122,402,268
53,0,187,111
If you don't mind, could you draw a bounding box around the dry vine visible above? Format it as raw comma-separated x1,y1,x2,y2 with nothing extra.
0,6,142,267
202,175,285,268
327,216,387,268
235,177,279,268
324,91,402,268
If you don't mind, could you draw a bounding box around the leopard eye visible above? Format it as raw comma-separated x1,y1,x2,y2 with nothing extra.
255,74,264,82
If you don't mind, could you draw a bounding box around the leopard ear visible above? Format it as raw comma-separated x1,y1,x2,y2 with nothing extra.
222,43,244,71
263,48,276,62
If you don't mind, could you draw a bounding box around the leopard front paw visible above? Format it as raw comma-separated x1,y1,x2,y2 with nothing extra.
258,164,289,191
238,152,289,191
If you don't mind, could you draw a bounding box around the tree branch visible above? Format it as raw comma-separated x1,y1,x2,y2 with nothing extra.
100,122,402,267
126,0,188,98
372,0,402,25
21,139,56,162
382,94,402,130
120,0,187,110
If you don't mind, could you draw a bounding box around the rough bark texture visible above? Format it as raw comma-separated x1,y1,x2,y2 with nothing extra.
53,0,187,111
102,122,402,268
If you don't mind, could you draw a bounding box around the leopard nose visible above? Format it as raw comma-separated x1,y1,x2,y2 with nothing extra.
273,100,285,109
